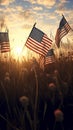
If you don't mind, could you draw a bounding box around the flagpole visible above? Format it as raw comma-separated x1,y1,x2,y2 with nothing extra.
62,14,64,17
25,22,36,47
6,28,11,74
33,67,38,130
20,23,37,55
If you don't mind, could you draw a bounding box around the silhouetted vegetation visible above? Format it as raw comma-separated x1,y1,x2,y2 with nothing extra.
0,51,73,130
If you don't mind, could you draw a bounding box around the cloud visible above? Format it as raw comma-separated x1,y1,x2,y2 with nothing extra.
20,10,32,19
0,15,7,31
0,4,35,31
19,9,36,23
0,0,14,5
33,6,43,11
55,0,70,15
15,6,23,12
22,24,32,29
30,0,56,7
59,0,69,4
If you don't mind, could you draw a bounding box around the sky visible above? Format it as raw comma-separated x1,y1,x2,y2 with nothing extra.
0,0,73,59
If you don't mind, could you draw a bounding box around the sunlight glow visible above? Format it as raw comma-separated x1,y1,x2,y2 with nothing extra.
10,30,28,61
15,46,22,56
11,46,23,61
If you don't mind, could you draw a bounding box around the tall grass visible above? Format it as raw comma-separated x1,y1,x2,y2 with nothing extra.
0,51,73,130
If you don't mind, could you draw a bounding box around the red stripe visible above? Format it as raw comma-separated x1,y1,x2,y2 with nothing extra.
27,38,48,53
26,42,47,56
26,36,52,56
55,22,71,48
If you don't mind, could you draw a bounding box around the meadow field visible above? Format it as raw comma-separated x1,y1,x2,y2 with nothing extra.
0,51,73,130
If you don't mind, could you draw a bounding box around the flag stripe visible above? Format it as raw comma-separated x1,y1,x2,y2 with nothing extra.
25,26,52,56
27,36,51,51
45,55,55,65
26,37,48,53
39,49,56,69
45,49,56,65
26,36,52,56
26,39,47,56
0,32,10,53
1,42,10,53
55,15,71,48
26,43,46,56
60,23,71,39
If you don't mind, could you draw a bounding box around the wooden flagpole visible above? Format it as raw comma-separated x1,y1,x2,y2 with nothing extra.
33,66,38,130
19,22,37,57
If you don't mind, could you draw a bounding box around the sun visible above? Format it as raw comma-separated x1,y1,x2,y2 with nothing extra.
15,46,22,56
11,44,30,62
11,45,23,61
9,29,39,61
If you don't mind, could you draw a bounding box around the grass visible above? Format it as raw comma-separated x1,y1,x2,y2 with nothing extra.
0,52,73,130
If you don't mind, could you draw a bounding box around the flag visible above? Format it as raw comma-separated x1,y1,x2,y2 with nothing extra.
25,26,52,56
45,49,56,65
39,49,55,70
55,15,71,48
0,32,10,53
39,55,45,70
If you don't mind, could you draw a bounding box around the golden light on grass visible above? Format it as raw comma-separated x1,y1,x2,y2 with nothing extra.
15,46,22,56
11,46,23,62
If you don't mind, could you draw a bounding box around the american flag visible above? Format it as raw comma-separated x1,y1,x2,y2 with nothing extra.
0,32,10,53
45,49,56,65
39,55,45,70
55,15,71,48
39,49,55,70
25,26,52,56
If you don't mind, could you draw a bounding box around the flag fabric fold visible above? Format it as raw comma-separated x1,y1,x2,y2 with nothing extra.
55,15,71,48
0,32,10,53
39,49,56,70
25,26,52,56
45,49,56,65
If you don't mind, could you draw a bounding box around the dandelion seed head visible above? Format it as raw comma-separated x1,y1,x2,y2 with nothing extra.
5,72,10,77
19,96,29,107
4,72,10,83
54,109,64,122
48,83,56,90
21,68,28,73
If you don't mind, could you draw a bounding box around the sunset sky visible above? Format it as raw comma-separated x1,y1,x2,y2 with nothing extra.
0,0,73,59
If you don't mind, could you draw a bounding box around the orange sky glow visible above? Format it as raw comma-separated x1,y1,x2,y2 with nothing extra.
0,0,73,61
